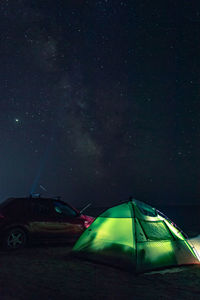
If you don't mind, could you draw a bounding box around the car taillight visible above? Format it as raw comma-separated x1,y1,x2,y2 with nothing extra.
84,220,91,228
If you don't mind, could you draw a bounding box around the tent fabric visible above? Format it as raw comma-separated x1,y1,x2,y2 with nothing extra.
72,199,200,273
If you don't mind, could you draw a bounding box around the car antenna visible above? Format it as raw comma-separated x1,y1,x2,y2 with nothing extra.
80,203,92,214
40,185,47,192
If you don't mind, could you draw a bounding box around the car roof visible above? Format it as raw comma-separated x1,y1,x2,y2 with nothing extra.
0,197,28,208
0,196,79,213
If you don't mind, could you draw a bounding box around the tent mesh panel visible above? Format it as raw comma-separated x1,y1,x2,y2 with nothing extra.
140,220,174,240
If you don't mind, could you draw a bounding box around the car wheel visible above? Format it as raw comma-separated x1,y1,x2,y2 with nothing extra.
4,227,27,250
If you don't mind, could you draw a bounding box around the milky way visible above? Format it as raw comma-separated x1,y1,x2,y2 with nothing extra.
0,1,200,206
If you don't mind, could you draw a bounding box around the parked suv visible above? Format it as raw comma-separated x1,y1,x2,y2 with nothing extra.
0,196,94,250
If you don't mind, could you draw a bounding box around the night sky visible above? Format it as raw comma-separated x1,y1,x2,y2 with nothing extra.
1,0,200,207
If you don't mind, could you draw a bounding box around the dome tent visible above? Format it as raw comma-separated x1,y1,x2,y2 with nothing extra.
72,199,199,273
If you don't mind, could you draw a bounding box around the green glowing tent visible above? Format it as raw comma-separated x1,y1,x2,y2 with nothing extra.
72,199,199,273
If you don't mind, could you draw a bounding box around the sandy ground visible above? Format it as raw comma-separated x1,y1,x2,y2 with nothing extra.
0,238,200,300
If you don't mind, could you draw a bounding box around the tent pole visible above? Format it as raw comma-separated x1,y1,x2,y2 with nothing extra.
130,201,138,272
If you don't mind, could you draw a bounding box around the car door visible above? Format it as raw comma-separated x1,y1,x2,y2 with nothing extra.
51,200,85,240
29,198,64,241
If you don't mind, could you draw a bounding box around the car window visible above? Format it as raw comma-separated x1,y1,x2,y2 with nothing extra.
53,201,77,217
31,200,54,217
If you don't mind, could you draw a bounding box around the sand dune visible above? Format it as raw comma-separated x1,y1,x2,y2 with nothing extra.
0,238,199,300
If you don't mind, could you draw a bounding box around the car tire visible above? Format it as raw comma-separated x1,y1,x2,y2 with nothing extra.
3,227,27,250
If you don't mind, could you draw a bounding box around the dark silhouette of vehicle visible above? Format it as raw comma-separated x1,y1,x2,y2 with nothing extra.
0,196,94,250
